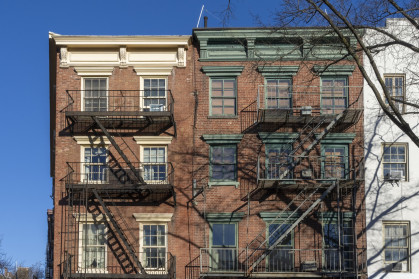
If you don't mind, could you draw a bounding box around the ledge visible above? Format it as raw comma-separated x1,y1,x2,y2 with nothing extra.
316,133,356,144
207,115,238,119
201,66,244,77
312,65,355,76
259,132,299,144
202,134,243,144
206,212,245,222
208,181,240,188
257,66,300,77
133,213,173,222
260,212,302,222
134,136,173,145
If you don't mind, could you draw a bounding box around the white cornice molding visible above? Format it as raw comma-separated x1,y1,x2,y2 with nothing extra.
74,66,114,76
134,136,173,145
133,66,173,76
133,213,173,223
73,213,110,222
73,136,111,145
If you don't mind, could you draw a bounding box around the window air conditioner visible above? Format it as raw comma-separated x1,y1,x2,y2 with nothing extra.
301,169,312,178
149,104,164,111
384,171,402,181
386,262,407,272
301,106,312,116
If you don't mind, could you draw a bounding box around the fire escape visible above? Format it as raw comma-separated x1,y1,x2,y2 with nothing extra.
195,84,364,278
61,89,176,278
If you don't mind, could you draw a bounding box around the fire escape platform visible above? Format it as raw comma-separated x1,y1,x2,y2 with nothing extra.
65,183,173,193
257,179,361,189
65,273,171,279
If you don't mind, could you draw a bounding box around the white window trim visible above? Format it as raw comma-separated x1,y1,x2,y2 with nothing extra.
382,221,410,273
81,77,109,112
77,220,108,274
383,74,406,113
139,76,168,112
134,213,173,272
139,146,168,184
134,136,173,146
381,143,409,182
80,145,109,184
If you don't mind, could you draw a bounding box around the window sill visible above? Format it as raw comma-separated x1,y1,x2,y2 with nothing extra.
208,115,238,119
208,181,240,188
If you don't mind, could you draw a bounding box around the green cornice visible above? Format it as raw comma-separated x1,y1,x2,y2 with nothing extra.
257,66,300,77
312,65,355,76
260,212,302,222
258,133,299,144
317,133,356,144
206,212,245,222
201,66,244,77
202,134,243,144
317,211,354,222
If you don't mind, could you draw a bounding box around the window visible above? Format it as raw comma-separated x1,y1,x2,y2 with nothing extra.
79,223,106,272
83,147,108,183
142,147,167,183
83,78,107,112
210,145,237,182
211,78,236,116
382,143,407,181
383,222,410,272
384,75,405,113
141,224,167,269
210,223,237,271
265,79,292,109
266,144,292,179
322,145,348,179
268,224,293,271
321,77,348,114
143,78,167,112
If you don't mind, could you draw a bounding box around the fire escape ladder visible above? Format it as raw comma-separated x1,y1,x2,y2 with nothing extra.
92,116,145,184
92,189,147,274
247,181,338,274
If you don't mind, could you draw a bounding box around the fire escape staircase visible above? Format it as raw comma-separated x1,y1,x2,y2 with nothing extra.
92,189,147,275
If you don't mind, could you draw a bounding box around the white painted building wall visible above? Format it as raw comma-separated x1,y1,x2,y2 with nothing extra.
364,18,419,278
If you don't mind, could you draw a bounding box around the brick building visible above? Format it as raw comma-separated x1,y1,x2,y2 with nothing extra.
47,27,367,279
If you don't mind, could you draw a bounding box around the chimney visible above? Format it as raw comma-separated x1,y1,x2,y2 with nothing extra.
204,16,208,28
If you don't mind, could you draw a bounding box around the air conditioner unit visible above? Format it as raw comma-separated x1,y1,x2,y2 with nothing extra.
301,106,312,116
149,104,164,111
384,171,403,181
386,262,407,272
301,169,312,178
301,261,317,271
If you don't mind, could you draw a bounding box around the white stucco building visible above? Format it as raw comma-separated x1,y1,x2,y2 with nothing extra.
364,18,419,278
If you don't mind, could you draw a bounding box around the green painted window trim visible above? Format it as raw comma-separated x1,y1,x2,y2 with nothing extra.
320,76,349,114
313,65,355,76
317,211,354,222
321,144,349,179
258,133,298,144
202,66,244,77
263,78,293,109
202,134,243,144
257,66,299,78
317,133,355,144
209,77,237,116
206,212,245,222
209,222,238,249
260,212,302,223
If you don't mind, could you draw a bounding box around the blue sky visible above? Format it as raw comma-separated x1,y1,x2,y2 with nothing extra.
0,0,277,268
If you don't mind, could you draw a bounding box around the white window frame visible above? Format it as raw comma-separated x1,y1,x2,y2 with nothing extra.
140,77,168,112
382,143,408,181
77,220,108,274
80,145,109,184
81,77,109,112
384,74,406,114
140,145,168,183
382,221,410,272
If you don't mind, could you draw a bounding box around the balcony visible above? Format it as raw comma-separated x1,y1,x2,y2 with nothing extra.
241,85,362,133
64,162,174,195
61,90,175,135
63,252,176,279
256,155,363,189
197,248,366,278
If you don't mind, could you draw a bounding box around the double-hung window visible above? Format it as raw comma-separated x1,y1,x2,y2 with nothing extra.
210,145,237,182
382,143,407,181
265,79,292,109
383,221,410,272
80,223,107,272
211,78,237,116
143,147,167,183
210,223,237,271
143,78,167,112
384,75,405,113
268,223,293,271
142,224,167,270
321,77,348,114
83,147,108,183
84,78,107,112
322,145,348,179
266,144,292,179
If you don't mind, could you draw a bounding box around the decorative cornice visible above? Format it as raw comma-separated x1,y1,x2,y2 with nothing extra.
260,212,302,222
312,65,355,76
317,133,356,144
134,136,173,145
133,66,173,76
201,66,244,77
257,66,300,77
258,133,299,144
74,66,114,76
133,213,173,222
73,213,109,222
73,136,111,145
206,212,245,222
202,134,243,144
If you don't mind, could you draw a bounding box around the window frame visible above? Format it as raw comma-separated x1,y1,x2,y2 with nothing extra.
266,222,294,271
320,76,348,115
139,223,168,271
80,146,109,184
209,77,237,117
140,145,168,183
321,144,349,180
78,222,108,273
140,77,168,112
209,144,237,183
381,143,408,181
209,222,238,272
81,77,109,112
384,74,406,114
264,78,292,110
265,143,293,180
382,221,410,272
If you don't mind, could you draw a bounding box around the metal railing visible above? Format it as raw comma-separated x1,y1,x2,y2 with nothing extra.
65,162,174,186
62,90,174,114
257,155,364,183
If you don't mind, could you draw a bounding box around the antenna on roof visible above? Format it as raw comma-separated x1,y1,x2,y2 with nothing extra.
197,5,204,28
